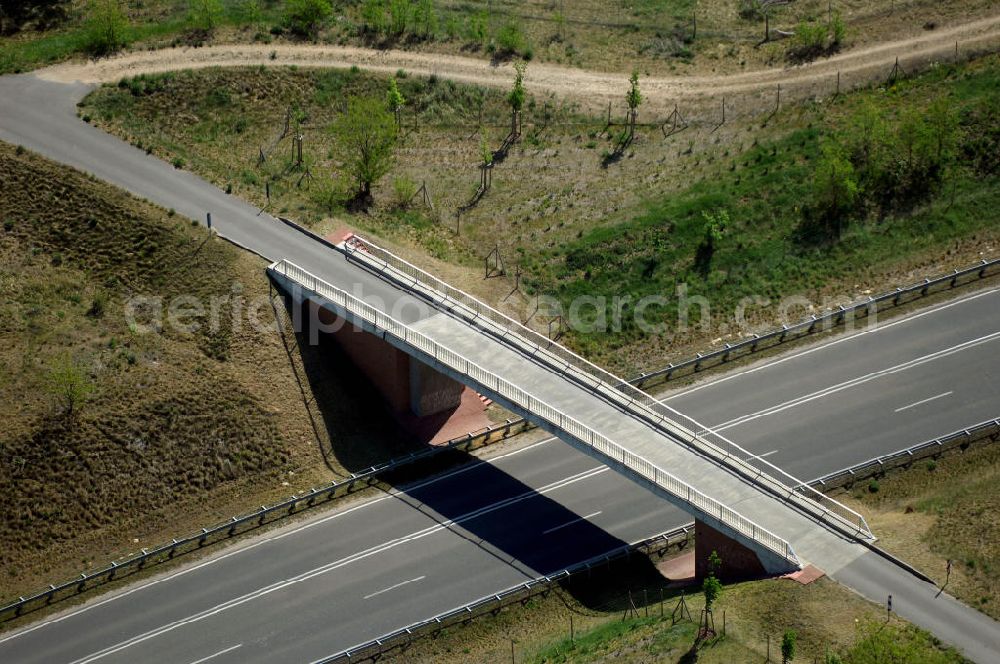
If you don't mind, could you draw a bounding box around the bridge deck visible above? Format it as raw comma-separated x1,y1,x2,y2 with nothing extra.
270,250,875,576
407,300,868,575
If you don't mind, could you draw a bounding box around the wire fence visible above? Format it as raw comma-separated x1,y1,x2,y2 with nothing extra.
342,234,874,539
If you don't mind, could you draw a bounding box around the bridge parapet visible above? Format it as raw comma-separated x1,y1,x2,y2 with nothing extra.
268,258,801,573
340,236,874,543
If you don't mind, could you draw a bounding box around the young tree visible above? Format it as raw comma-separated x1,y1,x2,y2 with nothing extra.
507,61,526,137
626,69,642,139
412,0,438,39
188,0,223,32
386,77,406,129
84,0,129,56
284,0,332,38
46,355,94,419
388,0,410,35
811,141,859,236
331,96,398,203
695,208,727,274
782,629,797,664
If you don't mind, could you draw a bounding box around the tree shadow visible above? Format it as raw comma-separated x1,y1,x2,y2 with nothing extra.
273,291,677,610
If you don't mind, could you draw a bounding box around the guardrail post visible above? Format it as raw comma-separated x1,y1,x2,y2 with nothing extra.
980,259,989,278
921,277,931,296
950,269,959,287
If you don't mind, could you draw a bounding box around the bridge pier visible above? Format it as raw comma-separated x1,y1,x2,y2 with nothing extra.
309,301,464,417
695,519,772,581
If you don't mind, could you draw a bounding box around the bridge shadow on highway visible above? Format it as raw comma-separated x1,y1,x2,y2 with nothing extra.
275,296,678,611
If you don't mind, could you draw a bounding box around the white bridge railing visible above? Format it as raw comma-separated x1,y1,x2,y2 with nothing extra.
270,258,800,566
341,235,875,542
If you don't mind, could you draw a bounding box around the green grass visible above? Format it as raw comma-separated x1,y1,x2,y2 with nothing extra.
0,0,284,75
853,442,1000,620
525,57,1000,364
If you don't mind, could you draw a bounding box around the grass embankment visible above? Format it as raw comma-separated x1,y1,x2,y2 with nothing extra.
2,0,995,77
370,554,962,663
847,442,1000,621
0,142,419,600
81,55,1000,374
533,56,1000,367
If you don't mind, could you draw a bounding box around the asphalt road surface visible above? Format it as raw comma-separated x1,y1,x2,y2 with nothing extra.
1,285,998,664
2,73,999,662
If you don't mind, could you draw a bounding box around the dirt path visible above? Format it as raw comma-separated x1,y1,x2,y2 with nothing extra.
37,14,1000,111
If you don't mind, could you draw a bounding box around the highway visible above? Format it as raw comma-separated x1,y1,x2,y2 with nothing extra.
2,72,999,662
1,285,998,664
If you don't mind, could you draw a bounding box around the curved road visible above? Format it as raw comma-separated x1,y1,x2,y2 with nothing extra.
1,70,999,662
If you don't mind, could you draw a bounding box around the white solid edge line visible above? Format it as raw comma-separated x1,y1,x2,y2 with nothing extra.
692,330,1000,434
363,576,427,600
894,391,954,413
186,643,242,664
0,434,565,646
541,511,603,535
63,467,611,664
663,286,1000,402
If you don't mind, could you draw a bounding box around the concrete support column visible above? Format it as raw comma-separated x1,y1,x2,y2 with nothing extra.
695,519,768,581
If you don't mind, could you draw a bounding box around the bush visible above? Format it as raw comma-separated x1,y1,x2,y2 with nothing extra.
88,291,108,318
3,219,14,232
388,0,410,35
738,0,764,20
83,0,129,56
788,13,845,61
411,0,437,39
868,479,880,493
284,0,332,38
496,21,527,56
392,176,417,208
188,0,223,32
360,0,387,35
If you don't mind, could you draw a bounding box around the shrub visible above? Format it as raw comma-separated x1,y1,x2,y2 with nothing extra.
83,0,129,56
392,176,417,208
88,291,108,318
388,0,410,35
172,156,185,169
188,0,224,32
51,252,63,266
496,21,527,56
412,0,437,39
738,0,764,20
284,0,332,38
3,219,13,232
868,479,880,493
360,0,387,35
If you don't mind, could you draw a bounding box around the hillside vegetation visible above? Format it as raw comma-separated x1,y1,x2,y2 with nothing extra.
849,442,1000,621
0,142,414,599
81,54,1000,373
2,0,996,77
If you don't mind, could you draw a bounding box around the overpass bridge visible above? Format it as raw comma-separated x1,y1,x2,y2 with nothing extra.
268,235,876,579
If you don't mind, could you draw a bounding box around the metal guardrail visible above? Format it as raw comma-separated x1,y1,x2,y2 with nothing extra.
630,257,1000,389
813,417,1000,490
310,415,1000,663
313,524,694,664
272,259,800,566
0,417,532,624
341,235,873,540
